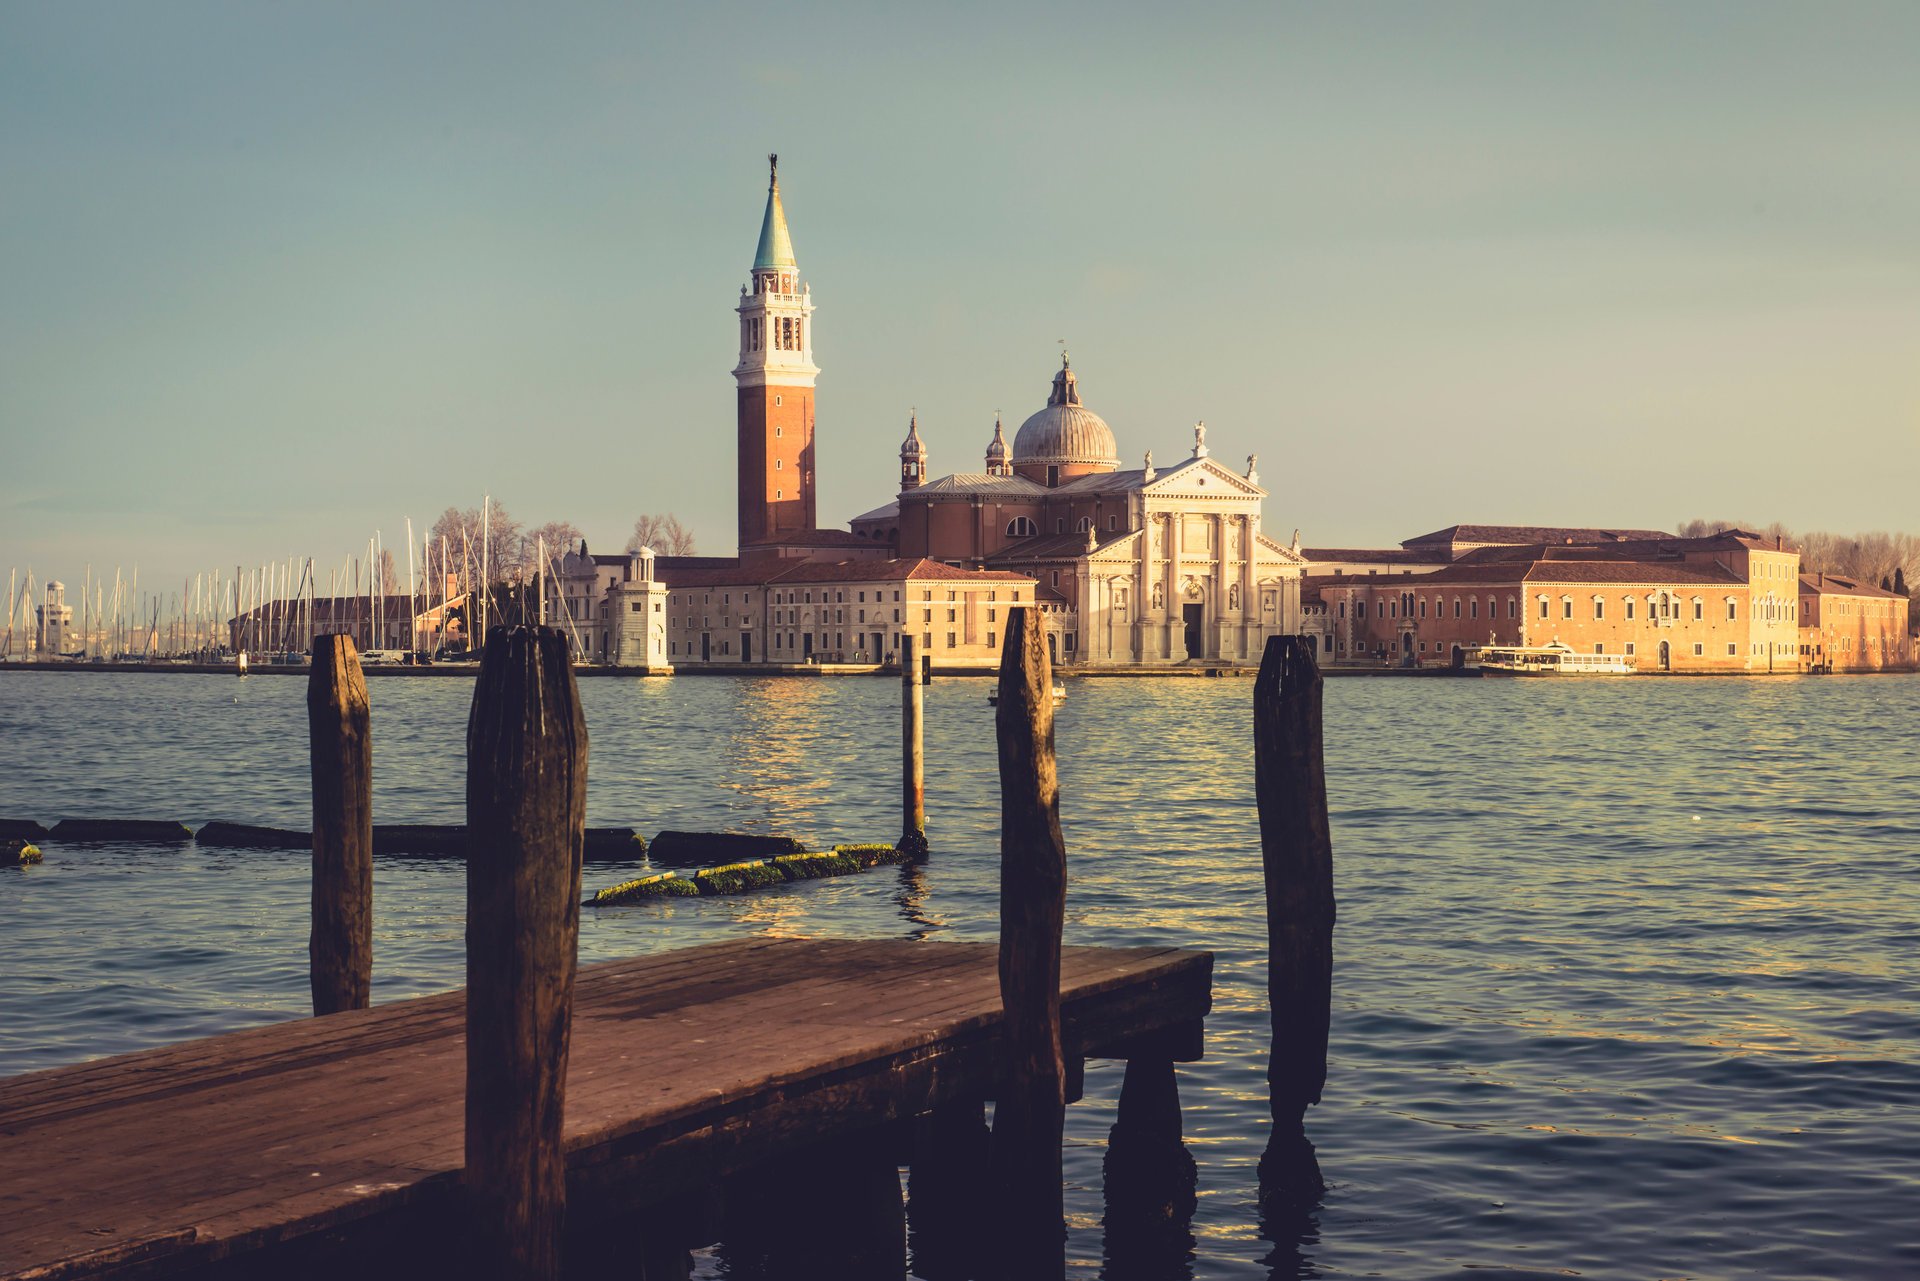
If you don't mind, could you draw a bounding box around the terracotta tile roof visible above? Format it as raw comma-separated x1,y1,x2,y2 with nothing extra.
654,557,776,587
1302,548,1450,564
657,556,1032,588
1798,572,1907,599
1403,524,1673,548
1522,561,1742,586
746,528,871,547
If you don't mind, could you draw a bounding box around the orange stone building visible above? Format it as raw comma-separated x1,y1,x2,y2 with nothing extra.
1306,529,1815,673
1798,573,1913,672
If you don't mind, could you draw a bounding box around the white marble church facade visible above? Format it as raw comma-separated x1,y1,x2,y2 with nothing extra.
851,358,1305,665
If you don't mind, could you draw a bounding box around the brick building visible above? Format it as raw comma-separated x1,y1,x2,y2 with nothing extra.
658,557,1034,666
1798,573,1912,672
1306,529,1814,673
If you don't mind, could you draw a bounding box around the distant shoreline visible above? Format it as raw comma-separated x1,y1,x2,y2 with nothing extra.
5,660,1903,680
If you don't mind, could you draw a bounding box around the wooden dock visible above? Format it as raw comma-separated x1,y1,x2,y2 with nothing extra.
0,937,1210,1280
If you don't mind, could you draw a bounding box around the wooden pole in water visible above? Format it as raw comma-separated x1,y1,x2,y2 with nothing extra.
1252,634,1335,1193
464,626,587,1281
988,605,1067,1274
307,634,373,1015
899,633,928,858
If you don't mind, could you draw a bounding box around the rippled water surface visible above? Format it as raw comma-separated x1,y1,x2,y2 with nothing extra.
4,669,1918,1279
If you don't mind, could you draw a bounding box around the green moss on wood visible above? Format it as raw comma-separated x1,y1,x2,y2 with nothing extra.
587,872,697,905
587,839,906,903
832,842,903,869
774,851,861,879
695,861,790,895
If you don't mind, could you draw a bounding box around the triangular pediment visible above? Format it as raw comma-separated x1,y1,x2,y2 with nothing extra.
1141,455,1265,499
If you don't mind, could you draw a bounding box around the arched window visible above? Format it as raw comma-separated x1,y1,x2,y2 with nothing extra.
1077,516,1094,532
1005,516,1038,538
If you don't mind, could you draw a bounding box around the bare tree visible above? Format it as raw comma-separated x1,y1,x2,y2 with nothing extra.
430,499,523,586
1679,517,1919,599
523,521,585,571
376,548,401,595
626,513,697,556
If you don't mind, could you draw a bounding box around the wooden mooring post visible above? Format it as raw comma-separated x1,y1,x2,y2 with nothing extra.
899,633,928,858
989,605,1068,1274
464,627,589,1281
1253,634,1335,1197
307,633,372,1016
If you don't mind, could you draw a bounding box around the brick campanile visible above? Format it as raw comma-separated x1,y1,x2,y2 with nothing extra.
733,154,819,553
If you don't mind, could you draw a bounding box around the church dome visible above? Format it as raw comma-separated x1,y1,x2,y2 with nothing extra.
1011,355,1120,468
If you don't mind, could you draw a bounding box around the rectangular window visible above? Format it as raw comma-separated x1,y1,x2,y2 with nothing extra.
1593,599,1604,620
923,632,932,648
945,632,956,649
947,608,956,622
1625,642,1636,655
1694,643,1704,656
1563,598,1573,619
987,631,997,648
1594,643,1605,654
1727,642,1737,655
1626,599,1635,619
1539,598,1549,619
1727,601,1737,621
988,608,997,622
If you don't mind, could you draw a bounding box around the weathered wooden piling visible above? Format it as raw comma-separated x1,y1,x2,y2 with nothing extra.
307,633,372,1016
1102,1056,1198,1255
1252,634,1335,1193
464,626,589,1281
899,634,929,858
989,605,1068,1273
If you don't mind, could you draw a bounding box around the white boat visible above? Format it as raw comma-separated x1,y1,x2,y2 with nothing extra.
1474,643,1634,676
987,682,1067,706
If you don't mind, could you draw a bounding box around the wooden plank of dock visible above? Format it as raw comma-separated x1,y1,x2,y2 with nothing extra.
0,937,1210,1280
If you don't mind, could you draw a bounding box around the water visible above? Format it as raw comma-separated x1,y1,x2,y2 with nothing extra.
3,669,1918,1279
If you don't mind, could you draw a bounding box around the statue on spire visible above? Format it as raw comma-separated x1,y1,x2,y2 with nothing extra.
768,152,778,185
1192,421,1209,459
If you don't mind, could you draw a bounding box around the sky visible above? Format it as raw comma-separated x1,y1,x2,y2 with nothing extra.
3,1,1917,600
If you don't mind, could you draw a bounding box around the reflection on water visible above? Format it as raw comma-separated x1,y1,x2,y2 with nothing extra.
3,670,1919,1278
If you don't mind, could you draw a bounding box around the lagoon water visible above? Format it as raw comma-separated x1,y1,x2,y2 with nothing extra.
3,669,1918,1279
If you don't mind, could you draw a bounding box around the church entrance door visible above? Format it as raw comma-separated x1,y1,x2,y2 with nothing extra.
1182,604,1204,659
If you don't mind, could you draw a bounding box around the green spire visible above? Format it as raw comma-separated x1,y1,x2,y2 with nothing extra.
754,152,797,271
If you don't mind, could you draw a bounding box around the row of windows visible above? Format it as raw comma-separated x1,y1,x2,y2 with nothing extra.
1005,515,1124,538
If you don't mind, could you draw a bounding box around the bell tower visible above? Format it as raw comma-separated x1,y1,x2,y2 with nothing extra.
734,154,819,553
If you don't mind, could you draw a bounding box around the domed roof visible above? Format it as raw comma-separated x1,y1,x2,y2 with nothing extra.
1012,355,1120,468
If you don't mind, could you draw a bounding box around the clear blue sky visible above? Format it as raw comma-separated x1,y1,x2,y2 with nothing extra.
3,1,1916,596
